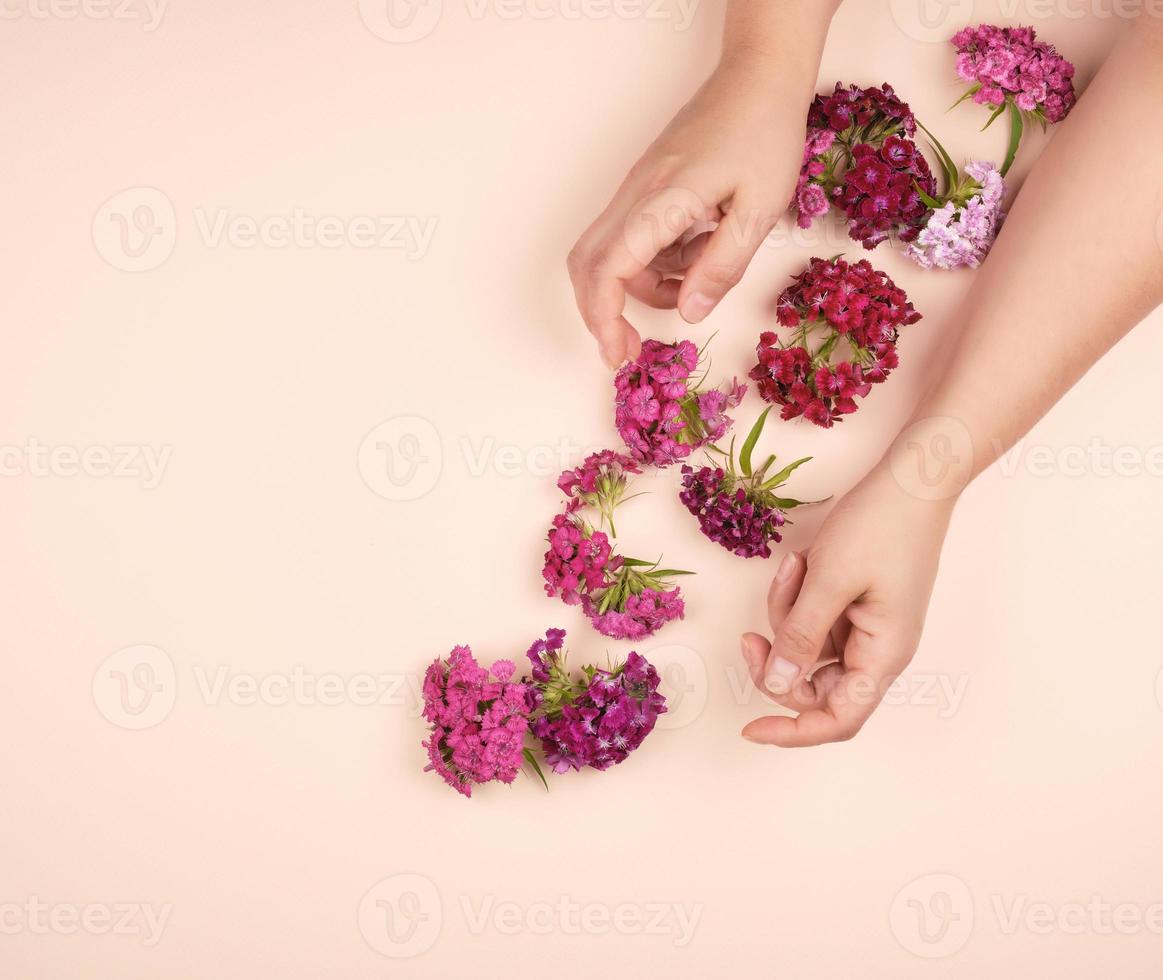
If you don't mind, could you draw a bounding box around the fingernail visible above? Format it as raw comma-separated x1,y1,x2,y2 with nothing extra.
600,347,622,370
741,731,760,743
764,656,799,694
680,292,715,324
776,551,797,583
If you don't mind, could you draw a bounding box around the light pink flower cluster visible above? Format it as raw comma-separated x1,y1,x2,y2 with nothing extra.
614,339,746,467
422,647,529,798
905,161,1006,270
952,24,1075,122
794,128,836,230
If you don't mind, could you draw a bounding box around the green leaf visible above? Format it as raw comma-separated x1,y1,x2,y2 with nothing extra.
771,493,832,509
981,102,1006,131
947,83,981,111
916,119,959,194
758,455,812,491
649,569,696,579
738,408,770,479
523,748,549,792
619,557,658,568
916,184,943,209
1001,102,1023,177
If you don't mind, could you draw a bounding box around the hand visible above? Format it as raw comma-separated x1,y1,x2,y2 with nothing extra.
738,462,957,746
566,52,812,368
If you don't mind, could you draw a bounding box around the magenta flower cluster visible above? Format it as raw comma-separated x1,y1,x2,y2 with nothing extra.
542,507,619,607
588,588,685,641
525,630,666,773
952,24,1076,122
420,630,668,795
542,450,689,640
421,646,529,798
614,338,746,467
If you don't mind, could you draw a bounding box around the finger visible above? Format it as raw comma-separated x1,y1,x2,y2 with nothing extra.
744,629,896,747
624,267,682,310
741,630,835,713
768,551,851,669
649,230,712,276
677,192,779,324
763,561,858,696
569,186,712,364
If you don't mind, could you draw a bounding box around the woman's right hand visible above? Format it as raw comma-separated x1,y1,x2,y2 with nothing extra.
566,50,814,368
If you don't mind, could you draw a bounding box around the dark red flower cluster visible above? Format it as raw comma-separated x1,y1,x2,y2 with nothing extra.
831,137,935,249
808,82,917,140
794,83,935,249
750,256,921,428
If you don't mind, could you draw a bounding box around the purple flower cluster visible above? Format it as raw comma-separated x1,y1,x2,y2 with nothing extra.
679,465,787,559
614,339,746,467
905,161,1006,270
525,630,666,773
589,587,685,641
422,647,529,798
953,25,1076,122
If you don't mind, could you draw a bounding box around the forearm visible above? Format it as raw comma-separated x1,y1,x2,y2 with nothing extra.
720,0,840,86
902,23,1163,489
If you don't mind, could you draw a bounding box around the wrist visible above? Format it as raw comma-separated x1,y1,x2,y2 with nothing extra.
875,413,978,508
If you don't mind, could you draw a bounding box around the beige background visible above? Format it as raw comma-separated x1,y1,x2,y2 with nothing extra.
3,0,1162,976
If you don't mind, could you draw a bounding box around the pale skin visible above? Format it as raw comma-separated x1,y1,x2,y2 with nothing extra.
569,6,1163,745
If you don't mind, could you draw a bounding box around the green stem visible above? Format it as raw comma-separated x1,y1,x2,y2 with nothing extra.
1001,101,1023,178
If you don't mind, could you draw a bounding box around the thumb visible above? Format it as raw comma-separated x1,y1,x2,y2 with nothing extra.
763,560,854,695
678,194,776,324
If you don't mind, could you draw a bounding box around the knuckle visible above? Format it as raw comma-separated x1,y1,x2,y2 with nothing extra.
699,261,744,290
775,618,818,660
566,246,586,276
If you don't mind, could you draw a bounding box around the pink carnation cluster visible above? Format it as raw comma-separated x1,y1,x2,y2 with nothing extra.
952,24,1076,122
589,588,685,641
614,339,746,467
542,451,689,640
421,630,668,795
421,647,529,798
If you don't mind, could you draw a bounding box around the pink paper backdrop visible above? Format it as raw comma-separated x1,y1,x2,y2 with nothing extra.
3,1,1161,976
